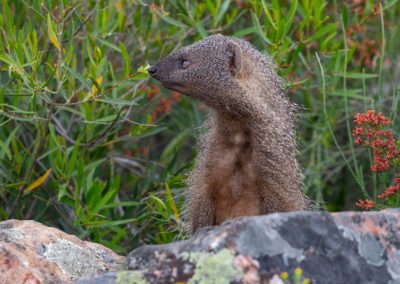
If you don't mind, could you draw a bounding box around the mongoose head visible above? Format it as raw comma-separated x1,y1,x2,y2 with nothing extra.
148,34,245,108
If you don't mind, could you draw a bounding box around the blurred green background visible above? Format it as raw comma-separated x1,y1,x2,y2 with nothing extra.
0,0,399,253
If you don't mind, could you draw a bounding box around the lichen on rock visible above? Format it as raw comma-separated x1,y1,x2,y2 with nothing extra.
185,249,243,284
116,271,148,284
0,219,124,284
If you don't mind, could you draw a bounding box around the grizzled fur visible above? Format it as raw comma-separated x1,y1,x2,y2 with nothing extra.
149,34,309,234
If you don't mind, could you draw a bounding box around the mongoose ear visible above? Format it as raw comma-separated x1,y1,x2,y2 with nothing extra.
227,41,242,77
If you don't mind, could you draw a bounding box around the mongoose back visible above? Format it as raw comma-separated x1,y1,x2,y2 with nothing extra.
148,34,308,234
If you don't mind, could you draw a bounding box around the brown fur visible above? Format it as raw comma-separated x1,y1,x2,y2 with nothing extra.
148,35,309,234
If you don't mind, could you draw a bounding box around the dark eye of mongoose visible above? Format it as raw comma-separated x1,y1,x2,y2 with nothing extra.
181,60,190,69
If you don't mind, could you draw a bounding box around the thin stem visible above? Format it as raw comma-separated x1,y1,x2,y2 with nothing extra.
315,52,366,194
340,15,361,181
378,2,385,112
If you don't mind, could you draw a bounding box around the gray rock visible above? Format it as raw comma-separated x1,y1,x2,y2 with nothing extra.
79,210,400,284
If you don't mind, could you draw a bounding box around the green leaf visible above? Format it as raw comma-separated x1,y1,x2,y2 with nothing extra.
137,64,150,74
216,0,231,24
382,0,400,11
161,128,191,161
0,127,16,160
66,142,80,178
149,195,168,215
63,65,91,90
71,158,106,177
261,0,278,30
57,183,69,202
251,11,274,46
119,42,130,78
233,27,257,37
83,114,118,124
157,12,186,28
327,90,372,100
165,183,180,221
283,0,297,36
47,14,60,51
96,38,121,52
84,218,137,228
333,73,378,79
0,104,35,114
102,201,139,209
0,53,16,66
91,187,117,215
195,22,208,38
131,73,149,80
94,98,138,106
304,23,337,43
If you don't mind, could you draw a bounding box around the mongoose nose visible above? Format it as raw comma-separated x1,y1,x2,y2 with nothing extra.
148,65,158,75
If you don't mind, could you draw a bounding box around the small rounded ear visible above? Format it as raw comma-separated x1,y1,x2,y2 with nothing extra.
227,40,242,77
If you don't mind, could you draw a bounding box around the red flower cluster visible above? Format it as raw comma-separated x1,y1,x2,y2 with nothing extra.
353,110,398,173
378,177,400,200
354,109,392,126
355,199,375,210
353,110,400,210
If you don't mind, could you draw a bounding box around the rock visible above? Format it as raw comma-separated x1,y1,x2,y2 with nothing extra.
78,210,400,284
4,211,399,284
0,219,124,284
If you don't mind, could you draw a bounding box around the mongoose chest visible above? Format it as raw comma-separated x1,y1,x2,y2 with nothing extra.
206,128,262,224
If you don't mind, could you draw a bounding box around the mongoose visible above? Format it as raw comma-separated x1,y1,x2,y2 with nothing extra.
148,34,308,234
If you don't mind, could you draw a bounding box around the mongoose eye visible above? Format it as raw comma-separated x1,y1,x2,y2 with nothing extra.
181,60,191,69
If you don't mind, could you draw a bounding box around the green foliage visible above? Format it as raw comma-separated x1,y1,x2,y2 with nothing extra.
0,0,399,253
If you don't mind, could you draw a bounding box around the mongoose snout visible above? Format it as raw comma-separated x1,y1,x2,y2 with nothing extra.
149,34,309,234
148,65,157,75
148,60,188,94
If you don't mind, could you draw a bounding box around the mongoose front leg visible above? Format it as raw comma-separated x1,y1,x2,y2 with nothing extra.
257,160,306,213
185,181,215,234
